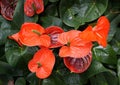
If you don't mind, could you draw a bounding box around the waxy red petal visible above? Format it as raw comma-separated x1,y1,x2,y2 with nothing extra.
58,30,81,45
28,48,55,79
34,0,44,14
79,16,110,47
59,37,92,58
1,0,17,20
45,26,64,48
64,52,92,73
24,0,44,17
19,22,46,46
8,32,22,46
39,34,51,47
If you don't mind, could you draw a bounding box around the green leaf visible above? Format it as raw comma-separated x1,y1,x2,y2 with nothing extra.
0,16,12,45
63,73,82,85
54,62,84,85
49,0,59,2
42,75,66,85
0,61,23,77
93,45,117,65
44,3,58,16
80,60,109,80
13,0,24,28
27,73,39,85
40,16,62,28
60,0,108,28
15,77,26,85
117,59,120,84
0,61,13,75
0,75,13,85
0,45,5,60
103,72,118,85
90,73,108,85
5,39,28,66
108,14,120,42
13,0,38,29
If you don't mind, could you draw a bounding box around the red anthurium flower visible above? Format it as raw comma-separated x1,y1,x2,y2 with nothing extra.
45,26,64,48
28,47,55,79
58,30,93,73
79,16,110,47
58,30,93,58
64,52,92,73
8,32,22,46
24,0,44,17
1,0,17,20
19,22,50,47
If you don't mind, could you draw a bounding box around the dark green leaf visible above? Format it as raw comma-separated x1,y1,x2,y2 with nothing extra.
80,60,109,80
15,77,26,85
103,72,118,85
108,14,120,41
93,45,117,65
42,75,66,85
13,0,24,28
63,73,82,85
13,0,38,29
49,0,59,2
117,59,120,84
0,61,23,77
40,16,62,28
60,0,108,28
26,73,39,85
0,61,13,75
0,16,12,45
90,73,108,85
44,4,58,16
5,39,28,66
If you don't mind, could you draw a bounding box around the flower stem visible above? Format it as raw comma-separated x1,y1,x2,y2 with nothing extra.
39,79,43,85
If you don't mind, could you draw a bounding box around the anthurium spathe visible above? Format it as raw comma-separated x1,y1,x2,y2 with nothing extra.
58,30,93,58
58,30,93,73
19,22,51,47
28,47,55,79
1,0,17,20
24,0,44,17
64,52,92,73
45,26,64,48
79,16,110,47
8,32,22,46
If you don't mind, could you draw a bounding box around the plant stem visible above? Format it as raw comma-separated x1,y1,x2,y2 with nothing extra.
39,79,42,85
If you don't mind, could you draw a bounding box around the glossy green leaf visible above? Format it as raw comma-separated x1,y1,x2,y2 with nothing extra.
13,0,38,29
42,75,66,85
93,45,117,65
108,14,120,42
13,0,24,28
0,75,13,85
15,77,26,85
117,59,120,84
5,40,28,66
90,73,108,85
0,16,11,45
103,72,118,85
43,0,49,6
40,16,62,28
60,0,108,28
0,61,23,77
0,61,13,75
80,60,109,80
26,73,39,85
44,4,58,16
49,0,59,2
63,73,82,85
0,45,5,60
